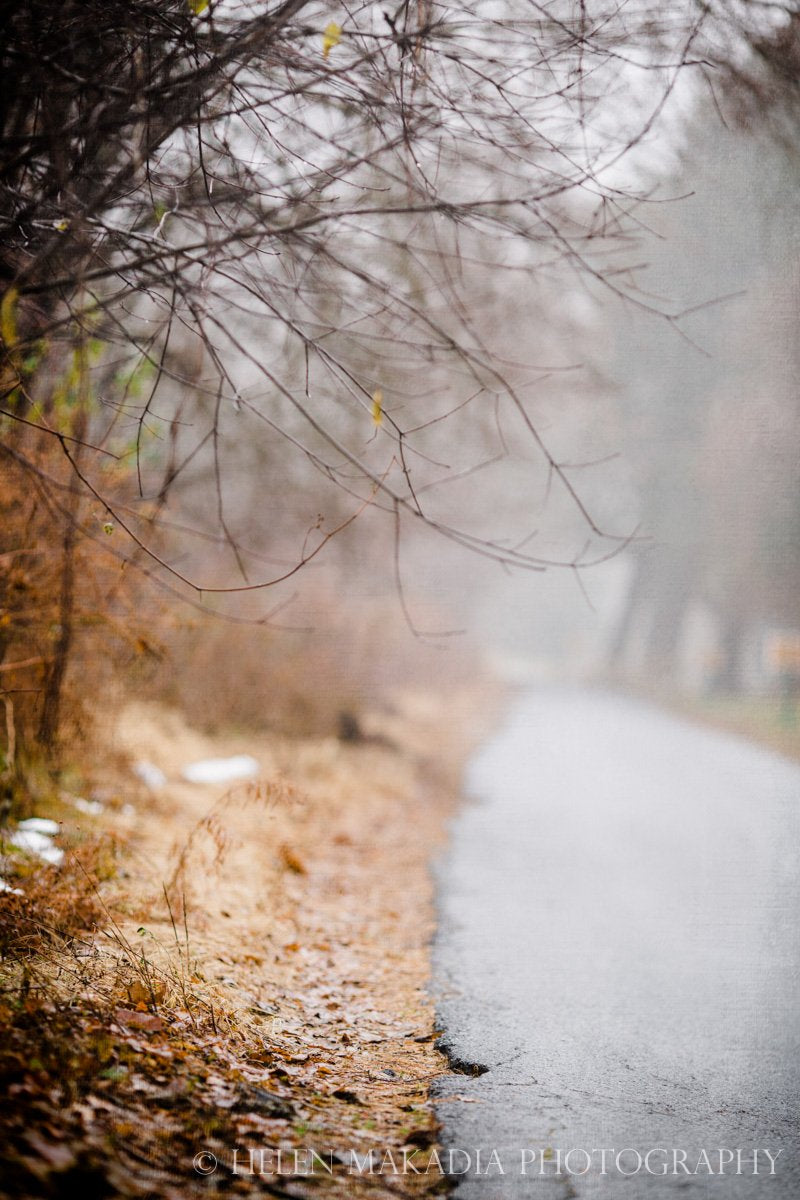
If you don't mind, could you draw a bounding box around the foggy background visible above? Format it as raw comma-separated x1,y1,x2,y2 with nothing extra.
146,68,799,714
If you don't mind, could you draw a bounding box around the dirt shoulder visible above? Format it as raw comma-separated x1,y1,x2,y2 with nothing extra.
0,689,492,1198
623,684,800,764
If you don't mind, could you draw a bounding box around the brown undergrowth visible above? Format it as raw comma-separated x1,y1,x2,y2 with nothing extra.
0,687,494,1198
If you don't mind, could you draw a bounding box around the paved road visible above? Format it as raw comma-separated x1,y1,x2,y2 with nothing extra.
432,689,800,1197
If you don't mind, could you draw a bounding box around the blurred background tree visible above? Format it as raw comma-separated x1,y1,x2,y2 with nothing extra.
607,11,800,692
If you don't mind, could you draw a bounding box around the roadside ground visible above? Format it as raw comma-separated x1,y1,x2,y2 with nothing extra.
0,687,494,1199
635,687,800,763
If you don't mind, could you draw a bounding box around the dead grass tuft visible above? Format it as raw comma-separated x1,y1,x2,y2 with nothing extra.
166,773,303,917
0,840,108,964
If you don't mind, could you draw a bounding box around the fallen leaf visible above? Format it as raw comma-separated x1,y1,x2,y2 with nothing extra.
232,1086,295,1119
126,980,166,1005
114,1009,165,1032
279,844,306,874
23,1133,76,1171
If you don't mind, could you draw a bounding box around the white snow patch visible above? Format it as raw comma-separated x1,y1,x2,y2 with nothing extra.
133,761,167,789
9,829,64,866
71,796,105,815
180,755,260,784
17,817,60,835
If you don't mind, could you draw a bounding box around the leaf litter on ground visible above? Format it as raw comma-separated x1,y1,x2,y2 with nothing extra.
0,688,496,1198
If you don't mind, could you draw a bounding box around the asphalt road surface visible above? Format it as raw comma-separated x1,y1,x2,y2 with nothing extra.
432,689,800,1198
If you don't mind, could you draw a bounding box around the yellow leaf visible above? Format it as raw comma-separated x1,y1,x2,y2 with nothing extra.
126,979,165,1005
371,388,383,426
1,286,19,351
322,21,342,59
189,0,208,13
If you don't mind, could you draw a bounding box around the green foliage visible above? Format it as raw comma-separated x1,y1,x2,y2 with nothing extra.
114,354,156,400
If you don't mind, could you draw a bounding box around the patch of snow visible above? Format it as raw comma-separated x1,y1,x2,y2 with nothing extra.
0,878,24,896
17,817,60,835
9,829,64,866
180,755,260,784
71,796,105,815
61,790,105,815
133,760,167,789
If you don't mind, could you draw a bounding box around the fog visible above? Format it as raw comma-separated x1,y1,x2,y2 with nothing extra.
13,1,795,727
457,106,800,691
160,77,799,708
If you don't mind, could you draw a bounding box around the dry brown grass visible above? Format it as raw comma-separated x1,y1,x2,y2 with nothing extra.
0,842,106,963
138,584,483,739
0,687,495,1198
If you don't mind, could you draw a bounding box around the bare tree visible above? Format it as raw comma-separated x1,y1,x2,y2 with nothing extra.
0,0,709,746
